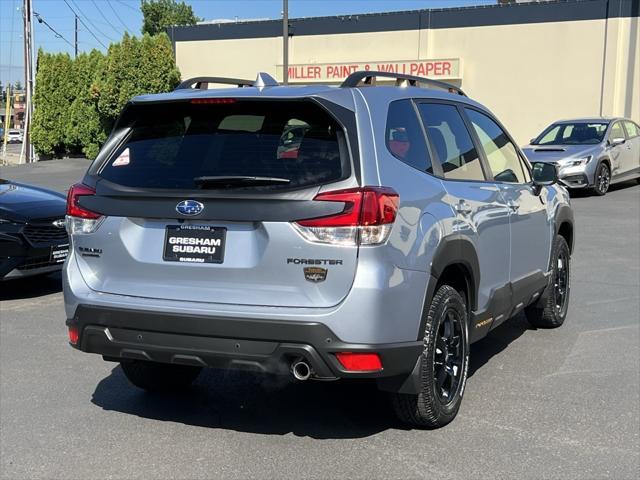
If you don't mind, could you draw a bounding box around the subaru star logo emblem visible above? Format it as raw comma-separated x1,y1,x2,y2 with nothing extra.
176,200,204,216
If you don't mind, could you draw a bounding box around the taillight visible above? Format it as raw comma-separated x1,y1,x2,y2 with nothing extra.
66,183,99,219
66,183,104,234
293,187,399,245
335,352,383,372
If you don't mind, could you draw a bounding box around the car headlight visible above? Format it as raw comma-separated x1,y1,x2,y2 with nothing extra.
566,155,592,167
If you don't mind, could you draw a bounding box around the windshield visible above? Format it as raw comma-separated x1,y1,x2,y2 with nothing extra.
99,100,350,190
532,122,608,145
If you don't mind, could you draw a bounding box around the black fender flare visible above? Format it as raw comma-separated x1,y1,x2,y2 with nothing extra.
377,235,480,395
554,204,574,252
418,235,480,341
429,235,480,311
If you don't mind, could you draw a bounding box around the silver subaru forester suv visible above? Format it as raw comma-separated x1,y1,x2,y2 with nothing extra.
64,72,574,428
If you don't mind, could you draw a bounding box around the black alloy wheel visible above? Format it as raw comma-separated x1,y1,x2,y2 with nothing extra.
391,284,469,428
434,308,464,404
524,235,571,328
553,246,570,317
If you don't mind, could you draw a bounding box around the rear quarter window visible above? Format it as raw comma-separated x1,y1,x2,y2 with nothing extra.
99,100,351,191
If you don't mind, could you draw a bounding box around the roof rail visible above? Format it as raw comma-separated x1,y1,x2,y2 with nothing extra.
175,76,254,90
340,71,466,96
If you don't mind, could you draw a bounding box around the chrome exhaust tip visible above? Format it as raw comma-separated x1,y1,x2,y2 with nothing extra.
291,360,311,381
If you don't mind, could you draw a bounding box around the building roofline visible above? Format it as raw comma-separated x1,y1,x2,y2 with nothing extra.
168,0,639,43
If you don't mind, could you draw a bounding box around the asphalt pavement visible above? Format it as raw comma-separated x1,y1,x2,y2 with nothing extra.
1,159,639,479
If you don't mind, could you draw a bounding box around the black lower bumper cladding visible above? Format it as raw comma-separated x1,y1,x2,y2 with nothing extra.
68,305,422,386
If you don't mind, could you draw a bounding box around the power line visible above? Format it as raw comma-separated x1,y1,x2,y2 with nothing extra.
106,0,134,34
62,0,108,49
33,11,75,49
69,0,118,43
114,0,139,13
91,0,125,37
70,0,118,42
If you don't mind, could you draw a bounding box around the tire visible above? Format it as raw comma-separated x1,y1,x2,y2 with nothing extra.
524,235,571,328
391,284,470,428
120,360,202,392
591,162,610,196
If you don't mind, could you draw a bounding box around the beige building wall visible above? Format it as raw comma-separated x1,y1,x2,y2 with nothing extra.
176,37,281,80
426,19,611,143
175,16,639,145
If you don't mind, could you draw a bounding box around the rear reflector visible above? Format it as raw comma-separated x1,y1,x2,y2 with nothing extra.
293,187,399,246
335,352,383,372
68,326,79,345
190,98,236,104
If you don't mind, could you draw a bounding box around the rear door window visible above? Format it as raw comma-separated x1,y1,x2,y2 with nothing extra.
99,100,350,190
623,121,639,138
385,100,432,173
417,103,486,181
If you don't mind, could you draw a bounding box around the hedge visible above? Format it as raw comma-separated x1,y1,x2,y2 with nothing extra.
32,33,181,159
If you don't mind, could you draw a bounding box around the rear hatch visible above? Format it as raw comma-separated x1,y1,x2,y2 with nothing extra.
72,98,360,308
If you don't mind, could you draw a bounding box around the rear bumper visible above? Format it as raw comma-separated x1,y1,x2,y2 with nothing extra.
67,304,423,384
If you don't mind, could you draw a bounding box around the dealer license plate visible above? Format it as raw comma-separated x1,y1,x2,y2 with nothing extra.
163,225,226,264
51,244,69,264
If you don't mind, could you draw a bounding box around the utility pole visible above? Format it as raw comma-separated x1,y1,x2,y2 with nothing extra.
1,84,12,165
282,0,289,85
21,0,35,163
74,14,78,59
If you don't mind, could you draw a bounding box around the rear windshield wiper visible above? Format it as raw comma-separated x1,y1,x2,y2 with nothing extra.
193,175,291,189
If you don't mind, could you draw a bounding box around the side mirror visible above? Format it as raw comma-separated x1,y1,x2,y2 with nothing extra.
609,137,626,147
530,138,536,145
531,162,557,187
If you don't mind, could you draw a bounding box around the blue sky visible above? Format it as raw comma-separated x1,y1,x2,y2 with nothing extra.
1,0,495,85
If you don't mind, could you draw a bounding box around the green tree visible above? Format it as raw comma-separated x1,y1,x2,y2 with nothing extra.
140,0,201,36
13,80,22,91
92,32,181,134
31,51,74,157
32,31,180,159
65,50,105,158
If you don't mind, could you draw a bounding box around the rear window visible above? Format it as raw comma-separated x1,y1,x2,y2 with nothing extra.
99,100,350,190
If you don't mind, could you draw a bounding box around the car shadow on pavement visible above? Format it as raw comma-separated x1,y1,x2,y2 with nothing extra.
0,272,62,301
90,313,532,438
569,179,639,198
468,312,531,378
92,366,402,439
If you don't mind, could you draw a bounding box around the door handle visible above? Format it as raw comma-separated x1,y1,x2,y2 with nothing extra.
454,201,472,215
507,201,520,212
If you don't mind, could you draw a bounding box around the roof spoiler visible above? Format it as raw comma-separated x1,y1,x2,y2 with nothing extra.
175,72,279,90
340,71,466,96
